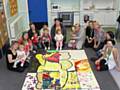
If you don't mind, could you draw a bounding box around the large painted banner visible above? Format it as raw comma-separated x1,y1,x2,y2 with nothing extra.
22,50,100,90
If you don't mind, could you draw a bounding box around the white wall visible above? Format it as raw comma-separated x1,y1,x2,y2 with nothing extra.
51,0,80,12
18,0,29,30
48,0,119,27
119,0,120,12
48,0,80,27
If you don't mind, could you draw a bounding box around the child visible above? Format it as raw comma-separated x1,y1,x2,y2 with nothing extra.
54,29,64,50
13,44,27,68
31,31,41,51
68,26,77,49
41,29,51,50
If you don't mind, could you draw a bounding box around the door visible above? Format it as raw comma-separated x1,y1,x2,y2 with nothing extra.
28,0,48,23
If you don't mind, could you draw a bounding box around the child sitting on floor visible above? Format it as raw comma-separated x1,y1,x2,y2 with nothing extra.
13,44,27,68
54,29,64,50
41,29,51,50
68,26,77,49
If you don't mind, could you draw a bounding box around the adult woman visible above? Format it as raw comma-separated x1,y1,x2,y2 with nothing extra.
6,41,29,72
28,23,41,50
28,23,40,39
18,32,32,56
51,18,66,48
95,39,120,71
97,31,115,53
93,22,105,51
71,23,85,49
84,21,94,48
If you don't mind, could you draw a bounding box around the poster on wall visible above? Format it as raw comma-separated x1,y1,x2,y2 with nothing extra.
9,0,18,16
0,12,8,48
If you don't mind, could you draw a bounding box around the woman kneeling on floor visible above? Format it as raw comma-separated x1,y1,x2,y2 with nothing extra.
6,41,29,72
94,39,120,71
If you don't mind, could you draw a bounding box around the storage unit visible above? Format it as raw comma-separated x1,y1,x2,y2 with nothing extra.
47,0,119,27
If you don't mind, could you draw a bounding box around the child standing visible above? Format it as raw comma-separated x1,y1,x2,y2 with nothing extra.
54,29,64,50
41,29,51,50
13,44,27,68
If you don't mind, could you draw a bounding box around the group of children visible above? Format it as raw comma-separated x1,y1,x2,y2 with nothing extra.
30,24,65,51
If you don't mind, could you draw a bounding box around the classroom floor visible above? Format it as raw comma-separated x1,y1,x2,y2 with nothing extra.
0,47,119,90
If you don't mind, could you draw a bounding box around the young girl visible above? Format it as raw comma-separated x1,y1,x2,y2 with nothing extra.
13,44,27,68
41,29,51,50
68,26,77,49
31,31,41,51
54,29,64,50
95,39,120,71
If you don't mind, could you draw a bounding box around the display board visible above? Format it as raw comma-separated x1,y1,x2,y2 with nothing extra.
9,0,18,16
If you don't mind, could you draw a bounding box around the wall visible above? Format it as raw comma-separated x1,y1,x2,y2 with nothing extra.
48,0,80,27
119,0,120,13
50,0,80,12
18,0,29,30
3,0,30,43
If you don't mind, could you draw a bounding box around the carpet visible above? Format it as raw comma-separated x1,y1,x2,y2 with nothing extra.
22,50,100,90
110,69,120,89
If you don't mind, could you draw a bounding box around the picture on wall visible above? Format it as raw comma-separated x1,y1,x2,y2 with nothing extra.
84,14,89,23
9,0,18,16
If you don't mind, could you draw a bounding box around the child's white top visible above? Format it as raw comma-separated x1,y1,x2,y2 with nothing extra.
17,50,27,60
54,34,64,41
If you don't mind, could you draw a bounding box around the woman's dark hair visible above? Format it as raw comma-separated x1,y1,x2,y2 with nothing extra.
106,31,114,39
11,41,18,47
22,31,28,40
53,18,63,28
106,39,116,46
29,22,34,26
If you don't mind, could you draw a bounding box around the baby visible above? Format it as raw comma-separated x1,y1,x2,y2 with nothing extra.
54,29,64,50
31,32,39,45
13,44,27,68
